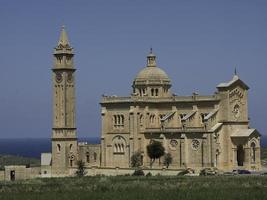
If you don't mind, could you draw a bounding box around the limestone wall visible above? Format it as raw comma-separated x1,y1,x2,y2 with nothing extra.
68,167,182,176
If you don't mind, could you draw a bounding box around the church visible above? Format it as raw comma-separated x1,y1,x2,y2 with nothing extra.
42,27,261,176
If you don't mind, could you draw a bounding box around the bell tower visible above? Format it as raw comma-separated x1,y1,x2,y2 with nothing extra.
51,26,77,175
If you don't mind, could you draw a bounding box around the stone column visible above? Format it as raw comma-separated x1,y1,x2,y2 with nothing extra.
232,147,237,168
244,147,250,169
180,134,186,168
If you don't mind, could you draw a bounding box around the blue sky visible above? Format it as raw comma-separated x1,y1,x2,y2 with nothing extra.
0,0,266,138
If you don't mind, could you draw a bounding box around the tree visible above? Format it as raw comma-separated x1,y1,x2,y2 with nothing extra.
131,151,143,168
76,160,86,177
163,153,173,168
146,140,165,168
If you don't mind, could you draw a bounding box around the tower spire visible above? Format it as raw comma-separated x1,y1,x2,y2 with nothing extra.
57,25,70,47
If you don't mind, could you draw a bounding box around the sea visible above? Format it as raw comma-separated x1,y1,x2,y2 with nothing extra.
0,136,266,159
0,137,100,158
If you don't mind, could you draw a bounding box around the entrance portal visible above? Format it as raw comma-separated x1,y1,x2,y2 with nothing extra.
10,170,15,181
237,145,244,166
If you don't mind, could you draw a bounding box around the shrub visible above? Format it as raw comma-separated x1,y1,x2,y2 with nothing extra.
177,168,194,176
131,151,143,168
163,153,173,168
146,172,152,177
132,169,145,176
76,160,86,177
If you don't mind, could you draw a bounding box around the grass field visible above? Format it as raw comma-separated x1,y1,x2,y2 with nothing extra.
0,148,267,199
1,176,267,200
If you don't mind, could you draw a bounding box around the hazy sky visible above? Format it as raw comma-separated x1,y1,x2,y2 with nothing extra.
0,0,266,138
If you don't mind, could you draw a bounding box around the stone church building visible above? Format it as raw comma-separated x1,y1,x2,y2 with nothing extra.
43,27,261,176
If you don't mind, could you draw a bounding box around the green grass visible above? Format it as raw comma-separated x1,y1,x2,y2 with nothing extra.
1,176,267,200
0,154,40,170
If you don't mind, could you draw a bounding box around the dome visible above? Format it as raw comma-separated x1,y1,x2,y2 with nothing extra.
132,50,172,97
133,50,171,86
135,66,170,82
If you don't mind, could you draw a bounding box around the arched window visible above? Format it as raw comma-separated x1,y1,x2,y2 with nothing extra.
150,114,155,124
121,115,124,126
113,136,126,154
86,152,90,163
70,160,73,167
155,89,159,96
140,115,143,127
57,144,61,152
118,144,121,153
151,88,154,96
251,142,256,163
69,144,73,151
113,114,125,128
94,152,97,162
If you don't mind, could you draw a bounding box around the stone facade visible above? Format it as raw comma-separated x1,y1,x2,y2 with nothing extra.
46,27,261,177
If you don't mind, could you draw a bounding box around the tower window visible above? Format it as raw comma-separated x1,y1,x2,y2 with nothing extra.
251,142,256,163
140,114,143,127
94,152,97,162
57,144,61,152
151,89,154,96
113,115,125,128
70,160,73,167
155,88,159,96
86,152,90,163
69,144,73,151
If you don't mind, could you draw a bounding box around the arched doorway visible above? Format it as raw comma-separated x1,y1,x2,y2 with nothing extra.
251,142,256,163
237,145,244,166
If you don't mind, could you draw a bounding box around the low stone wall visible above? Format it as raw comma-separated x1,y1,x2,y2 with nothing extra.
4,166,41,181
69,167,182,176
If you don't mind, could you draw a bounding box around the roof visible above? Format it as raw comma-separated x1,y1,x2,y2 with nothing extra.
160,112,176,122
134,66,171,82
204,109,219,121
217,75,249,90
182,111,196,121
133,51,171,85
57,25,70,47
41,153,52,166
210,123,223,132
231,129,260,138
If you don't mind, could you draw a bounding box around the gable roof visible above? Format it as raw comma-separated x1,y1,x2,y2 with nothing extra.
217,75,249,90
231,129,261,138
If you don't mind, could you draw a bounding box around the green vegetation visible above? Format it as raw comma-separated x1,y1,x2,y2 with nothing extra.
163,153,173,168
0,154,40,170
146,141,165,167
76,160,86,177
1,176,267,200
131,151,143,168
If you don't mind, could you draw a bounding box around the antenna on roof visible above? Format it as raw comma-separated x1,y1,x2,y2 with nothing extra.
234,65,237,76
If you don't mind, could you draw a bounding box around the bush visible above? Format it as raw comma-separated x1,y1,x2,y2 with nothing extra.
163,153,173,168
131,151,143,168
146,172,152,177
132,169,145,176
76,160,86,177
199,168,217,176
177,168,194,176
